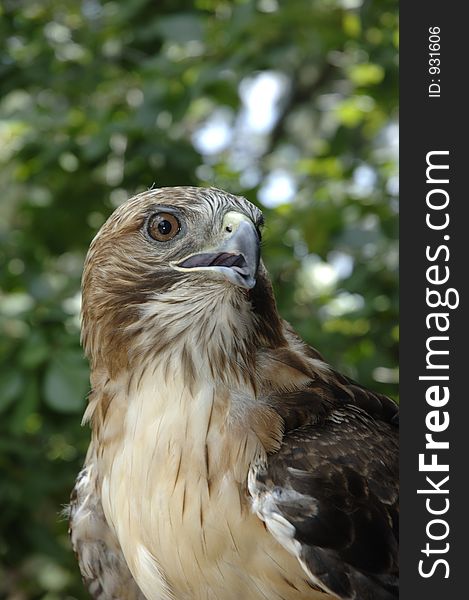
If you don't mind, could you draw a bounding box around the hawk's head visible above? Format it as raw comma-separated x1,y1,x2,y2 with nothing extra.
82,187,284,376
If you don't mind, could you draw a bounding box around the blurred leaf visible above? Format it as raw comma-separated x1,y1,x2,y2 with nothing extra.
342,12,361,38
19,331,49,369
0,370,23,413
9,376,39,435
43,351,89,414
155,14,204,42
348,63,385,86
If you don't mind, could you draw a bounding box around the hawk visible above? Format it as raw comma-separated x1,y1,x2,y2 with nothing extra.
70,187,398,600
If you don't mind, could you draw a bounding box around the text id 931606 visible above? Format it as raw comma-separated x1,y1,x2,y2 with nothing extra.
428,26,441,98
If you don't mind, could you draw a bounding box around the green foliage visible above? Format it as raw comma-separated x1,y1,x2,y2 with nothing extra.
0,0,398,597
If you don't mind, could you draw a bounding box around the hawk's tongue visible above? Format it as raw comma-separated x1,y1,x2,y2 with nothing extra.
178,252,247,269
210,253,246,267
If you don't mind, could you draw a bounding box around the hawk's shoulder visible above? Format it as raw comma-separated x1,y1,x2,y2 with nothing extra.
249,345,399,599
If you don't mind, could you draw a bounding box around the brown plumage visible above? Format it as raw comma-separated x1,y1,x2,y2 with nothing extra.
69,187,398,600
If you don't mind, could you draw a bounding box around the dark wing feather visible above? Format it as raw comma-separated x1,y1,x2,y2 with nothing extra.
250,376,399,600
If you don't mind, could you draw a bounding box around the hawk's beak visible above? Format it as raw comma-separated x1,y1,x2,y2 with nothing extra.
173,213,260,289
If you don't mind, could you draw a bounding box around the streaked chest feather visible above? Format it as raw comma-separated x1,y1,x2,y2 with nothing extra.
97,369,322,600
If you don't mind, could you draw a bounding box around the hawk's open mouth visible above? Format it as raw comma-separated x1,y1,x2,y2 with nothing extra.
177,252,247,271
176,252,253,285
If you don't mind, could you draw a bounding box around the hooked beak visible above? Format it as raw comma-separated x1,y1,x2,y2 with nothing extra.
173,213,260,289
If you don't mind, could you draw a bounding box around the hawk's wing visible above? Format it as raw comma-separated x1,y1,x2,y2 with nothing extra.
249,379,399,600
69,450,145,600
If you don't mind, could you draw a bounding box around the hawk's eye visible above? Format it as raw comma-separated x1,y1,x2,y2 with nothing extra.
148,213,180,241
